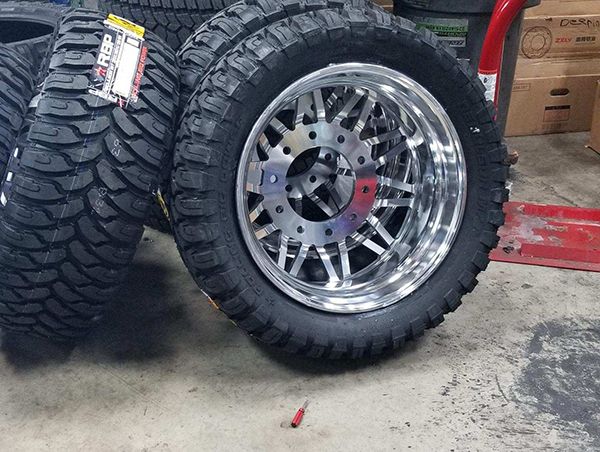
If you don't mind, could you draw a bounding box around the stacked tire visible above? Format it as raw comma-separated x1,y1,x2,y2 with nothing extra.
0,6,179,340
96,0,240,49
0,1,507,360
171,0,508,359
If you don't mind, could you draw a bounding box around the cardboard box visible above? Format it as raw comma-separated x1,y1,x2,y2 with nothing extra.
527,0,600,17
515,56,600,77
520,14,600,60
588,81,600,152
506,73,600,136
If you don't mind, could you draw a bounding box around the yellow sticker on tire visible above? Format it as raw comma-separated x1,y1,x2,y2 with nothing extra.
106,14,145,38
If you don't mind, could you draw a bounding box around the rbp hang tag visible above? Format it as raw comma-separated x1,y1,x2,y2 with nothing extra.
89,14,148,107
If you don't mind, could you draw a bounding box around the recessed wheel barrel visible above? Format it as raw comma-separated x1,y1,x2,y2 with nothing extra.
394,0,541,135
172,7,509,359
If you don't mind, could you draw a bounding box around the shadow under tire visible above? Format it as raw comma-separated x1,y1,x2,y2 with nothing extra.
172,8,508,359
0,9,179,340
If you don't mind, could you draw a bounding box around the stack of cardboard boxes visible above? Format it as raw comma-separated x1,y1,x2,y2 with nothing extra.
505,0,600,150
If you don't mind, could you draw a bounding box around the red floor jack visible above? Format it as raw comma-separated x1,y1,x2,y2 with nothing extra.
479,0,600,273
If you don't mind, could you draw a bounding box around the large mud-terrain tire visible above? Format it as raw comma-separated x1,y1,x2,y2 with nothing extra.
177,0,378,106
172,8,508,359
98,0,238,49
0,46,35,182
0,9,179,340
0,1,65,75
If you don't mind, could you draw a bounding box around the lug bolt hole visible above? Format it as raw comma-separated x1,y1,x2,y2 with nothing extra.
325,229,333,236
270,175,278,183
325,153,332,161
309,131,317,140
309,175,317,183
297,226,304,234
283,146,291,155
337,135,345,144
358,156,365,165
276,205,284,213
285,185,292,192
350,213,357,221
362,186,370,194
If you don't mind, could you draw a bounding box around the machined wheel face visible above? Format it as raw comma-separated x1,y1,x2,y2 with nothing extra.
236,63,467,314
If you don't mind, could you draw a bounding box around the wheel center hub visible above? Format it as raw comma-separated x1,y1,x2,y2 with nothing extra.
285,147,355,222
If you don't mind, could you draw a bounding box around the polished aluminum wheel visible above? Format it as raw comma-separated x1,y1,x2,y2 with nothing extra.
236,63,466,313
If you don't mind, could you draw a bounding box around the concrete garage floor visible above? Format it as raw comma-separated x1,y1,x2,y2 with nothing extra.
0,133,598,451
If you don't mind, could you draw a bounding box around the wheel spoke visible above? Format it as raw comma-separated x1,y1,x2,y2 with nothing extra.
353,95,376,133
246,161,263,193
332,90,364,125
295,93,316,125
248,202,264,223
308,191,337,217
364,128,404,147
380,177,415,194
317,246,340,282
407,128,425,148
336,167,353,177
255,223,277,240
367,215,394,246
376,141,409,168
289,244,310,276
258,134,272,156
313,89,326,122
324,89,340,109
277,235,289,269
356,233,386,255
269,116,289,135
338,240,351,280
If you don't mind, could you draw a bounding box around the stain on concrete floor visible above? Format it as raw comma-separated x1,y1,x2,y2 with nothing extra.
515,320,600,449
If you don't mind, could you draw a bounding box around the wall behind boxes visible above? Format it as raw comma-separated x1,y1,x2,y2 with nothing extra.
506,0,600,137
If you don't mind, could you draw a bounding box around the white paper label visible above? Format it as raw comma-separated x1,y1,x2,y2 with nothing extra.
479,73,498,102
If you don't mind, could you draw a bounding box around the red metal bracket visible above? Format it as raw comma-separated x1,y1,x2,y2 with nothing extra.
478,0,527,105
490,202,600,272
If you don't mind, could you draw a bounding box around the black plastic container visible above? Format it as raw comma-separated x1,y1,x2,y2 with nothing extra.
394,0,541,135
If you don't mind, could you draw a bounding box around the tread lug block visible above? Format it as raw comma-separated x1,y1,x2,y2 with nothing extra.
0,10,179,340
0,46,34,181
97,0,240,49
28,122,80,146
172,6,506,359
176,0,379,105
20,150,74,173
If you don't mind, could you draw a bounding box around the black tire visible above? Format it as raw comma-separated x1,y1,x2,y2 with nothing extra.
177,0,378,106
0,45,35,182
146,196,172,233
0,1,66,76
0,9,179,340
172,8,508,359
97,0,238,49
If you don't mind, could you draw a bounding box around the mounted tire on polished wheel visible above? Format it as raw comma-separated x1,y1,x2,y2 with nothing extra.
172,8,508,359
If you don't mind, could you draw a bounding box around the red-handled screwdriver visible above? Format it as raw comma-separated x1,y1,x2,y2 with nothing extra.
291,400,310,428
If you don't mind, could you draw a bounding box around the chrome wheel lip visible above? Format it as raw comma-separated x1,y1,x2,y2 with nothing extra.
236,63,467,314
